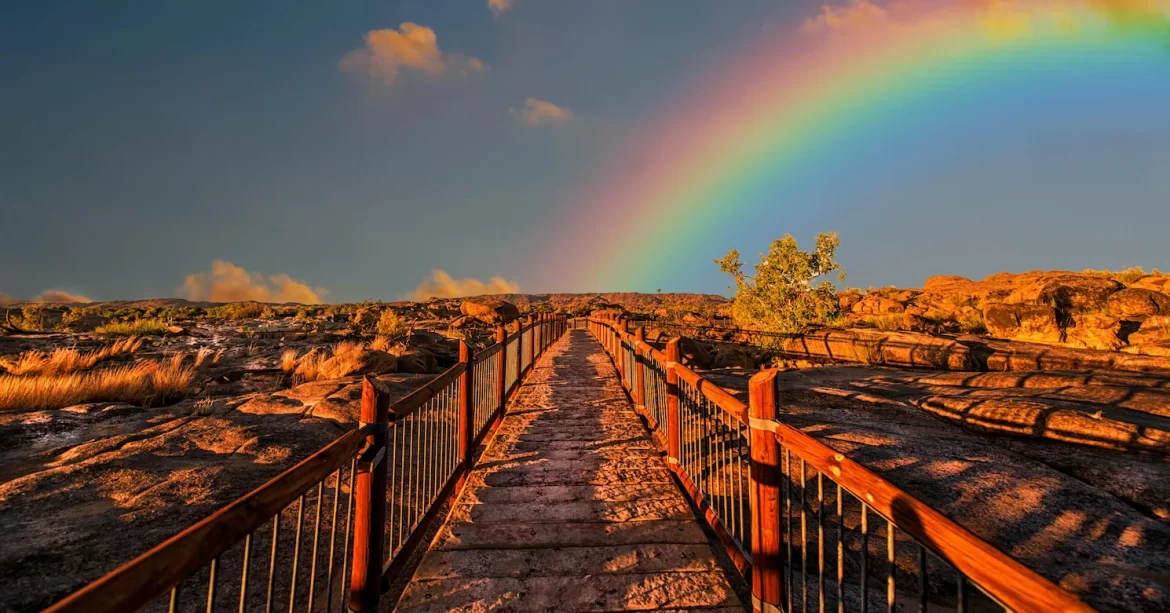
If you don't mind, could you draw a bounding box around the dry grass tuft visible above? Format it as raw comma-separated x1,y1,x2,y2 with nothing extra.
95,319,170,336
0,337,144,377
281,349,298,373
0,359,196,411
369,336,391,352
294,349,324,383
858,313,904,331
1083,267,1162,285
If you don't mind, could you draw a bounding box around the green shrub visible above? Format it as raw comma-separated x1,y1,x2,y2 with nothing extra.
716,232,845,333
376,310,409,337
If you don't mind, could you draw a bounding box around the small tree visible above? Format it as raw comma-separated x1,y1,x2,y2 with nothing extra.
716,232,845,333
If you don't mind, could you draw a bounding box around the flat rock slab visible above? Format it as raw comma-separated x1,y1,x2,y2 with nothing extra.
394,331,741,612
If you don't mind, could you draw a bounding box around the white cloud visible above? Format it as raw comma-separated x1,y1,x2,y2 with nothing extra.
510,98,574,126
406,270,520,300
338,23,485,87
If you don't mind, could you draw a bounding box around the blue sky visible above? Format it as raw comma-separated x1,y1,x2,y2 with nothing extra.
1,0,1168,303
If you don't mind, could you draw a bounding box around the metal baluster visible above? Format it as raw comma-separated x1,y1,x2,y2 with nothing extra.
265,514,280,613
307,482,324,612
837,485,844,613
206,555,219,613
785,448,793,613
337,458,356,613
324,469,340,613
287,495,305,613
888,523,896,613
801,458,808,613
169,586,181,613
957,574,967,613
861,505,869,613
238,533,253,613
388,418,399,556
818,472,825,613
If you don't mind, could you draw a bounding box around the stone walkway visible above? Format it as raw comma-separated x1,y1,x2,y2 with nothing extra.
393,330,743,612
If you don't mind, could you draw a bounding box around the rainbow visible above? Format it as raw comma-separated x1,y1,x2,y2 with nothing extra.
540,0,1170,291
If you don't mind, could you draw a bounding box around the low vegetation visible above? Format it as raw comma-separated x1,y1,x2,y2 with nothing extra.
0,358,195,411
716,232,845,334
0,337,144,376
94,319,169,336
1083,266,1162,285
376,310,409,337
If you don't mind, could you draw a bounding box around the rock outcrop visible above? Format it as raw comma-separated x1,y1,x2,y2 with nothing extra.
459,298,520,325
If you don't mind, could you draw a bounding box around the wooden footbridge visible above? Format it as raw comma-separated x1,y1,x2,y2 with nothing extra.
43,315,1095,613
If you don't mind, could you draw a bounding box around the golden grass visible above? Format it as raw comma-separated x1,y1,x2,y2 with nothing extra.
95,319,170,336
0,337,144,377
294,349,324,383
858,313,904,331
1083,266,1163,285
0,359,196,411
281,349,298,373
369,336,391,352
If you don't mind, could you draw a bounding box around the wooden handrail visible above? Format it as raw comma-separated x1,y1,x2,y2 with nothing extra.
761,410,1094,612
588,315,1095,613
673,362,749,424
387,362,466,419
43,428,367,613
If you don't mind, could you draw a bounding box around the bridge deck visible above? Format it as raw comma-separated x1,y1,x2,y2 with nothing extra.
393,330,743,612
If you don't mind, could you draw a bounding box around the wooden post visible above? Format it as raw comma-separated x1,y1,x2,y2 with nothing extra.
636,327,645,409
634,327,646,408
349,376,389,612
614,318,625,384
526,315,535,373
514,318,523,387
749,369,784,613
457,341,473,488
496,325,507,413
665,338,681,465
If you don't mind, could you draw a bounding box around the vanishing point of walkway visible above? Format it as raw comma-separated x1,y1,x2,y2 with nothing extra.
394,330,744,612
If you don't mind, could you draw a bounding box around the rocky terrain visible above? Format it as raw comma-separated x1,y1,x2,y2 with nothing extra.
3,271,1170,611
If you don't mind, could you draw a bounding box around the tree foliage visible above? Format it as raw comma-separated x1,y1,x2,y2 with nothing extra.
716,232,845,332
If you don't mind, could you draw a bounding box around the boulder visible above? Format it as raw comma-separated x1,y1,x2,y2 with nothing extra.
712,344,758,369
449,316,477,329
1063,312,1123,351
1130,275,1170,294
837,292,862,312
779,328,977,370
1121,340,1170,357
1129,316,1170,345
983,303,1062,344
389,344,437,374
852,295,905,315
1006,273,1123,311
922,275,978,294
678,337,713,370
1107,288,1170,320
460,298,520,325
317,349,397,380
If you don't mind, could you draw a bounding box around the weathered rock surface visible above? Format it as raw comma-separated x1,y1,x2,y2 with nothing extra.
459,298,519,325
0,373,434,612
317,348,397,379
1108,288,1170,320
713,365,1170,613
984,303,1062,344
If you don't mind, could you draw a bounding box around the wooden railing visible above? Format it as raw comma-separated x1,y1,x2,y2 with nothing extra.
43,314,567,613
588,313,1095,613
